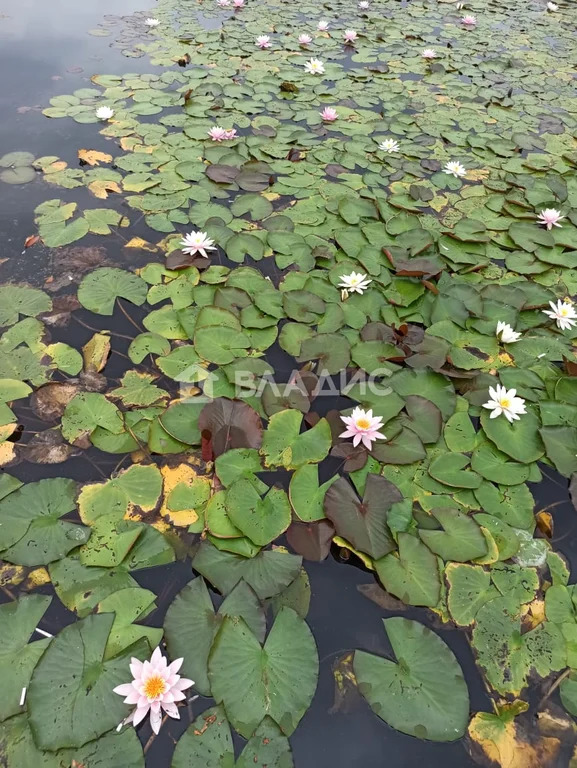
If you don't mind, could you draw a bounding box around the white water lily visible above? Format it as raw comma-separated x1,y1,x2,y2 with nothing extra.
496,321,521,343
338,271,372,294
359,1,370,8
181,231,216,258
543,299,577,331
483,385,527,423
95,106,114,120
145,18,160,27
379,138,400,153
317,20,329,30
443,160,467,178
422,48,437,58
547,2,559,10
304,58,325,74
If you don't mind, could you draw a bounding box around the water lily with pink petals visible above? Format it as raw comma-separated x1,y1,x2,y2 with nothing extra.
422,48,437,58
256,35,271,48
208,126,228,141
223,128,238,140
233,0,245,7
461,14,477,25
343,29,358,43
340,407,385,450
113,647,194,735
537,208,564,230
298,33,313,45
320,107,338,121
317,20,329,30
181,231,216,258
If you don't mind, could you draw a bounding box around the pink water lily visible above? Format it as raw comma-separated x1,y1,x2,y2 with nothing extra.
223,128,238,139
181,231,216,258
256,35,271,48
537,208,564,230
340,407,385,449
208,126,228,141
320,107,338,121
298,33,313,44
461,14,477,25
344,29,358,43
113,648,194,735
233,0,245,7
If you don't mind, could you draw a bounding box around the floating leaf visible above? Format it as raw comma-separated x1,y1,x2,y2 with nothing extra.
375,533,440,607
324,474,400,560
354,617,469,741
0,595,51,723
0,286,51,328
261,409,331,469
0,478,89,566
419,507,487,561
199,398,263,457
209,607,318,738
78,267,147,315
165,577,265,697
28,614,147,750
226,481,291,547
193,540,301,599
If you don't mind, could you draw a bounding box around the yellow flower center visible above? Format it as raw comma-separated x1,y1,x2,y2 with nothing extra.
499,398,511,409
144,675,166,700
560,307,569,316
356,418,371,430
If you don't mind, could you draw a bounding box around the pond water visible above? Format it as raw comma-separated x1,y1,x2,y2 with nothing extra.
1,0,577,766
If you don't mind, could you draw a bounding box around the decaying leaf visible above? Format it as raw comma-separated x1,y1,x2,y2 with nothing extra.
88,179,121,199
77,149,113,166
468,708,561,768
124,237,158,252
82,332,111,373
30,382,80,422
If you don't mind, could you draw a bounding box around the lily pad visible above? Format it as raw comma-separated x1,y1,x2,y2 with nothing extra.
354,617,469,741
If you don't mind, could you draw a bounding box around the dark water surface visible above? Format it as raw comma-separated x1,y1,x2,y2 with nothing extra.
1,1,575,766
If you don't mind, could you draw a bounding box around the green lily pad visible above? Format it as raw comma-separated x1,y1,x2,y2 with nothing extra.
354,617,469,741
375,533,440,607
78,268,148,315
28,613,147,750
209,607,318,738
0,478,89,566
418,507,487,561
0,596,52,723
193,540,302,599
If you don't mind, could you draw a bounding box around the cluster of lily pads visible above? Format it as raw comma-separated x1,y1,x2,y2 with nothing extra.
2,0,577,764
